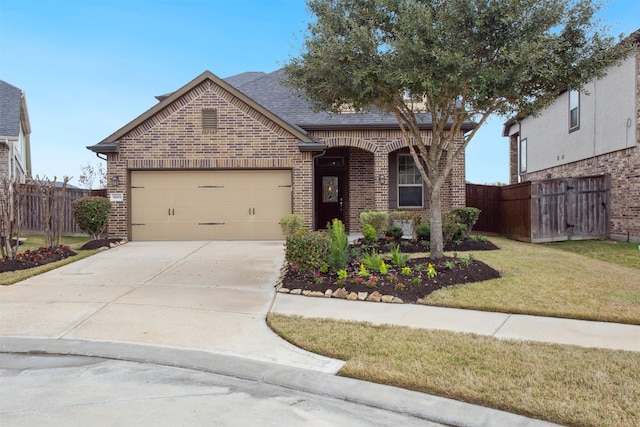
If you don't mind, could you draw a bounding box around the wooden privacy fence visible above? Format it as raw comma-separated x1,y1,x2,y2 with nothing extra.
467,175,610,243
21,185,96,235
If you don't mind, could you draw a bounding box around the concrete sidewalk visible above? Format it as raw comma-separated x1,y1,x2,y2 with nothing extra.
271,293,640,352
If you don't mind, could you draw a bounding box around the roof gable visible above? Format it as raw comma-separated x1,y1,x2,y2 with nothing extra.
90,70,317,152
0,80,25,138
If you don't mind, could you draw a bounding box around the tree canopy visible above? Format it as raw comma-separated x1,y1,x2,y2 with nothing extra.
284,0,634,258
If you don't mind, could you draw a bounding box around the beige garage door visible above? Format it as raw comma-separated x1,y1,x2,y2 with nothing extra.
130,170,291,241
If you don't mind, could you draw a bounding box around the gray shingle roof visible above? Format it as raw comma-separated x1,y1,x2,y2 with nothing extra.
0,80,23,138
226,69,434,129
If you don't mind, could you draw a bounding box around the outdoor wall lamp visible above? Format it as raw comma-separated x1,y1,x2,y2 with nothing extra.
379,174,387,185
111,175,120,187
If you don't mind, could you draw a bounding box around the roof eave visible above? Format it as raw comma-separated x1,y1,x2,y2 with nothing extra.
87,142,118,154
297,141,328,152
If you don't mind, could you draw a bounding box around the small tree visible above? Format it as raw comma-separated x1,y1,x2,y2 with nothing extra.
0,177,24,260
32,176,70,248
78,162,107,190
284,0,633,258
71,196,111,240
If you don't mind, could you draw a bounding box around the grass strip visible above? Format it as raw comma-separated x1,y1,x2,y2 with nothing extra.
268,314,640,427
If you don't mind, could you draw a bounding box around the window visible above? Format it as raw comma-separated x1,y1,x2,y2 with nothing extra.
519,138,527,173
569,90,579,131
397,154,423,207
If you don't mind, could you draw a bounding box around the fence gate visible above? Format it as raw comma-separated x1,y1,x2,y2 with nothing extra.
530,175,609,242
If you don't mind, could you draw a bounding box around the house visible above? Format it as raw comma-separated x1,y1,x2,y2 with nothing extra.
88,70,470,241
0,80,32,183
504,31,640,243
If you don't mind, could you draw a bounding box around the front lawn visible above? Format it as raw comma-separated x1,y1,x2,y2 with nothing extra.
270,235,640,426
422,236,640,324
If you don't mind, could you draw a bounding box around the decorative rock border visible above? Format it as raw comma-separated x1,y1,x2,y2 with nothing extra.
274,263,404,304
276,286,404,304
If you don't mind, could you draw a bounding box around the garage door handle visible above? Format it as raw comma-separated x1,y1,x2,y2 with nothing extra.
249,208,255,215
168,209,175,216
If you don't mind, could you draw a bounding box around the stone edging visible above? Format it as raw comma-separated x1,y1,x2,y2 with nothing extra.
277,286,404,303
274,265,403,303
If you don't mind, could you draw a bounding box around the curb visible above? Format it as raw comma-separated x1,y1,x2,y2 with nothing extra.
0,337,558,427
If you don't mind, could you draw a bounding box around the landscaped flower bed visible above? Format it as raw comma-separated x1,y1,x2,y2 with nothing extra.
0,245,77,272
280,235,501,304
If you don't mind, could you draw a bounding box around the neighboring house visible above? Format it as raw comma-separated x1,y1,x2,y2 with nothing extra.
504,31,640,243
88,70,470,241
0,80,32,183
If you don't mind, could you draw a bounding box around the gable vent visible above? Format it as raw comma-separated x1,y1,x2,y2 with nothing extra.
202,108,218,131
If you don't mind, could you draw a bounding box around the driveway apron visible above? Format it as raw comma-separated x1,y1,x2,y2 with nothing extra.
0,241,343,373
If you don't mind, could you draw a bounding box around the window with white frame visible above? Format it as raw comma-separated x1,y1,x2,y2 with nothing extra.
569,90,580,132
398,154,423,207
519,138,527,173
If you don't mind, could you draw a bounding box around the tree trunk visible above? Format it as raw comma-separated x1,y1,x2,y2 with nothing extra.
429,184,444,259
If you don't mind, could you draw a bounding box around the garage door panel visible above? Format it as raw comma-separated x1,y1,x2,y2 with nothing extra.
130,170,291,241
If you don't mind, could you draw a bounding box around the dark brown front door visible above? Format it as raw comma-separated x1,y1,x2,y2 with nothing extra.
315,169,345,229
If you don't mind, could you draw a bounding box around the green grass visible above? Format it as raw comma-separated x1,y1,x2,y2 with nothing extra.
420,236,640,324
0,234,97,286
268,314,640,427
269,235,640,426
542,239,640,269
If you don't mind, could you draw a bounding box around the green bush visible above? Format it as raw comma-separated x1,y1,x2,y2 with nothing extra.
442,211,467,244
385,226,404,240
71,196,111,240
449,207,481,237
279,214,305,237
285,229,329,273
416,223,430,241
359,210,389,237
327,219,349,271
361,249,384,273
362,223,377,245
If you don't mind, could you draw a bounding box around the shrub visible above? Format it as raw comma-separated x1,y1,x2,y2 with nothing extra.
359,210,389,237
285,230,329,273
442,211,467,244
361,249,384,273
279,214,305,237
416,223,430,241
362,223,377,245
390,245,408,267
327,219,349,271
71,196,111,240
449,207,481,237
385,225,403,240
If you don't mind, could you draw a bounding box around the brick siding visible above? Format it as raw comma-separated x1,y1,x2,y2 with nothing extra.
106,79,467,238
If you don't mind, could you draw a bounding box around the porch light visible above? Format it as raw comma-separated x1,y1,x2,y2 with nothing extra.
378,174,387,185
111,175,120,187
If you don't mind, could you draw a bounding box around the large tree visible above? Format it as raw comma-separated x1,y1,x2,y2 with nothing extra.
284,0,632,258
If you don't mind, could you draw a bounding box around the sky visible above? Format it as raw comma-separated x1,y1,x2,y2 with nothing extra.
1,0,638,187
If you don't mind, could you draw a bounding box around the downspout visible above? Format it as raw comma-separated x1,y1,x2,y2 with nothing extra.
625,117,632,241
311,149,327,231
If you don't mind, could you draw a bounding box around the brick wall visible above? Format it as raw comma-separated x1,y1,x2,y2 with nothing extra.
106,80,309,238
106,78,468,238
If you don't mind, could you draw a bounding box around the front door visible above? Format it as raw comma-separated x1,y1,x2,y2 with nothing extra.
315,169,345,229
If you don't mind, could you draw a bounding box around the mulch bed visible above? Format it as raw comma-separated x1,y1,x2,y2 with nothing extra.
281,237,501,303
0,238,127,273
79,238,126,250
0,246,77,273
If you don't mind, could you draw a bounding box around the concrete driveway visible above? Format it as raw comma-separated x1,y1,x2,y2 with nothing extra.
0,241,343,373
